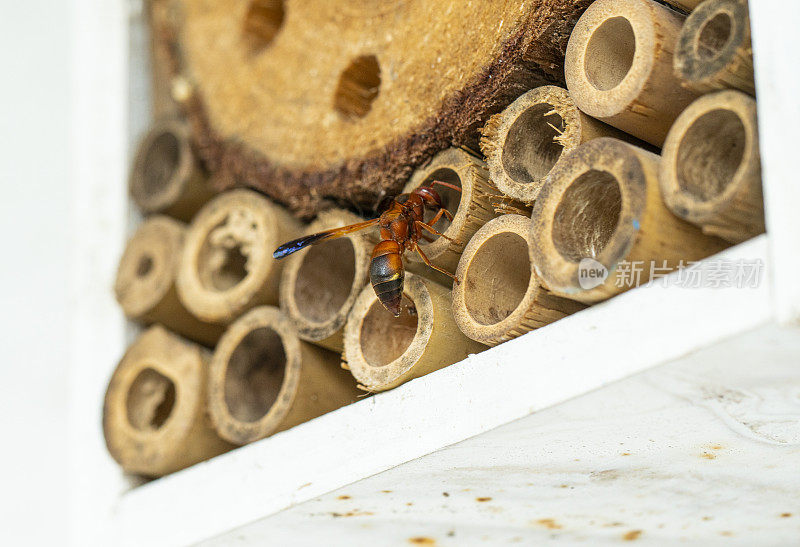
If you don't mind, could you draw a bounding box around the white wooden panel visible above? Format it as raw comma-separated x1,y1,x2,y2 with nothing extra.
110,237,772,547
750,1,800,324
200,323,800,546
68,0,133,544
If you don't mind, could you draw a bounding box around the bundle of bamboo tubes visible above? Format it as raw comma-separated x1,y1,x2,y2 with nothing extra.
104,0,765,479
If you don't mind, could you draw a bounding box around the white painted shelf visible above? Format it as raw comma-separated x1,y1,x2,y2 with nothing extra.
108,237,771,547
199,322,800,546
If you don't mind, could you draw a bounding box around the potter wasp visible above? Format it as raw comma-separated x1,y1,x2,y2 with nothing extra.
273,181,461,317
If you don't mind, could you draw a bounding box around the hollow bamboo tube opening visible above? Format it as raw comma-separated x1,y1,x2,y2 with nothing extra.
279,210,372,352
481,86,634,204
674,0,754,95
129,119,216,221
530,138,727,304
660,90,763,243
565,0,698,147
452,215,586,346
402,148,497,275
114,216,224,347
207,306,359,445
103,326,233,477
344,273,487,392
177,189,303,324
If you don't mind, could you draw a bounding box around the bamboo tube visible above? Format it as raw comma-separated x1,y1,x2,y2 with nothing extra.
343,273,487,392
103,326,233,477
452,215,586,346
402,148,497,275
664,0,704,11
660,91,763,243
279,209,372,352
207,306,360,445
177,189,303,324
129,119,216,221
565,0,699,147
480,86,633,204
674,0,754,95
114,216,224,347
529,138,727,304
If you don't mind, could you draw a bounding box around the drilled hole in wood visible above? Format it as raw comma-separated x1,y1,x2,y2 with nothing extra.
225,327,286,422
243,0,286,53
465,233,531,325
333,55,381,119
552,170,622,262
420,168,461,237
360,296,417,367
584,17,636,91
126,368,176,431
136,254,154,278
502,104,565,184
697,12,733,61
677,109,746,201
293,239,356,323
142,131,180,197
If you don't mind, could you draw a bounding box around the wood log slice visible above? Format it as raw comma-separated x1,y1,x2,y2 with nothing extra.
151,0,591,216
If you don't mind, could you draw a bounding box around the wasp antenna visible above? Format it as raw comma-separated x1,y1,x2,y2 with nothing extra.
426,180,462,193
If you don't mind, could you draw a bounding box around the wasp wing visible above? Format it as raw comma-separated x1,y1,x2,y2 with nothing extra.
272,218,379,259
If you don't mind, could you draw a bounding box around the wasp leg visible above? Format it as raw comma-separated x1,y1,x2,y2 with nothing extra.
427,207,446,227
413,242,459,284
415,220,459,244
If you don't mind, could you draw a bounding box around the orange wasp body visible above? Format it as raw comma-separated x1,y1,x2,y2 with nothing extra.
273,181,460,316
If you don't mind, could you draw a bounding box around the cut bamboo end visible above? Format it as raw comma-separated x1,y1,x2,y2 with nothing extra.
343,273,487,392
660,90,763,244
530,138,727,304
103,326,233,477
674,0,754,96
480,86,630,204
207,306,359,445
452,215,586,346
565,0,698,147
402,148,497,274
114,216,224,347
129,119,215,221
279,209,372,352
177,189,303,324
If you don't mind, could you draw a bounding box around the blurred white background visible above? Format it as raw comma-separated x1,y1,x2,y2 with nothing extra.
0,1,72,543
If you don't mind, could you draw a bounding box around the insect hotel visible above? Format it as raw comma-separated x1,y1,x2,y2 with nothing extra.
63,0,800,543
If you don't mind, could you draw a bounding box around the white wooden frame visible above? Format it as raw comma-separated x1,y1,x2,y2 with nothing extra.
750,0,800,324
68,1,800,545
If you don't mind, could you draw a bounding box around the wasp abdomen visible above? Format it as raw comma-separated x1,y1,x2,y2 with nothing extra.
370,240,405,316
